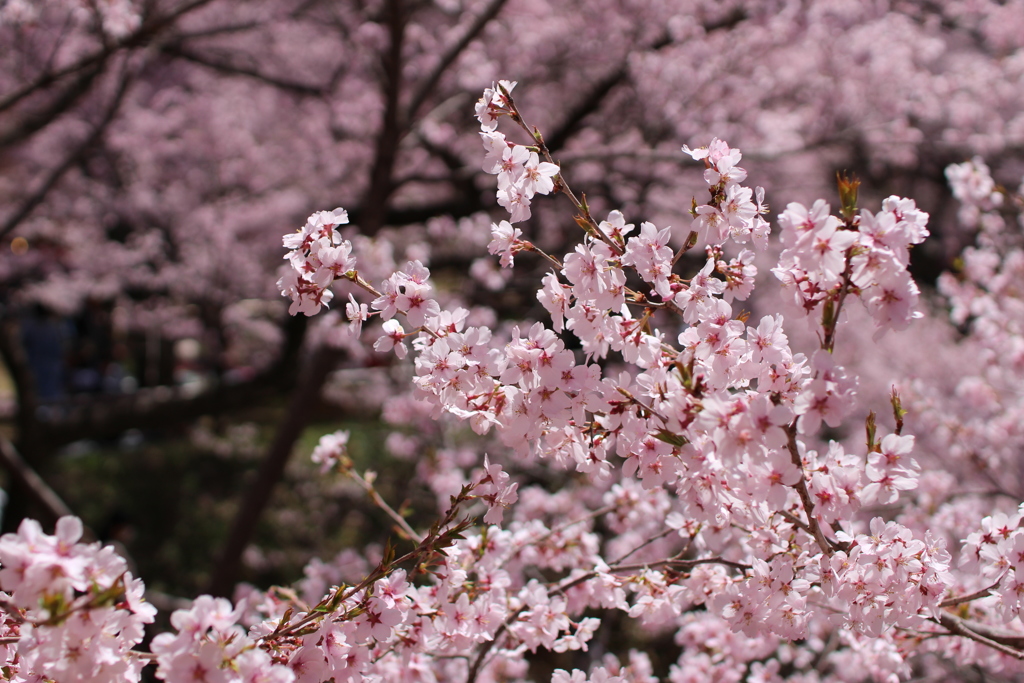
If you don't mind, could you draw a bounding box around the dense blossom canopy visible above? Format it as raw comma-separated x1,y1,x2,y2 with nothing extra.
4,1,1024,682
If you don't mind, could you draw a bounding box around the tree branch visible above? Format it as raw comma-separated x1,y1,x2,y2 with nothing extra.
0,62,106,149
207,344,342,597
0,63,133,240
162,43,328,96
545,9,747,154
785,423,835,557
357,0,408,235
939,584,999,608
404,0,508,126
0,436,94,539
936,612,1024,659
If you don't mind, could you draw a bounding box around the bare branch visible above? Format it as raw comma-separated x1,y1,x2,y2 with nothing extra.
347,468,424,544
784,423,835,557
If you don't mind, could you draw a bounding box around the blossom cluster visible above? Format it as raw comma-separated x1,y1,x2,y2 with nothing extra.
279,82,962,680
0,514,435,683
773,195,930,336
886,157,1024,673
683,138,770,249
151,596,293,683
926,160,1024,479
0,517,155,682
478,81,561,223
960,509,1024,621
945,157,1006,229
821,518,951,637
278,208,353,316
310,429,351,473
11,78,1024,683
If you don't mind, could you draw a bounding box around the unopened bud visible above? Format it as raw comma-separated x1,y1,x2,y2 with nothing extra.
837,171,861,221
865,411,877,452
890,387,906,434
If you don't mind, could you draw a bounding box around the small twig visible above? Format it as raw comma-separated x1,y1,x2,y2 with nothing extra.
821,257,854,353
671,231,700,266
499,89,622,256
615,388,668,423
784,423,834,557
342,272,440,340
777,509,814,536
608,527,676,566
0,0,217,116
276,488,475,639
521,242,564,270
935,613,1024,660
626,555,753,574
466,534,745,683
163,44,327,95
939,583,999,608
347,468,424,544
529,504,616,549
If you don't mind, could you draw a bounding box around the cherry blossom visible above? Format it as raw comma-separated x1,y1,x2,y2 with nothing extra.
11,43,1024,680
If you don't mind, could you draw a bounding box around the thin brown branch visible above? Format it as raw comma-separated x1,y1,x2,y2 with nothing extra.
614,555,753,575
274,488,476,639
0,47,108,115
467,544,746,683
501,91,621,256
347,468,424,543
173,21,264,41
935,612,1024,659
0,62,105,148
777,509,815,535
939,583,999,608
821,258,855,353
784,423,834,557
